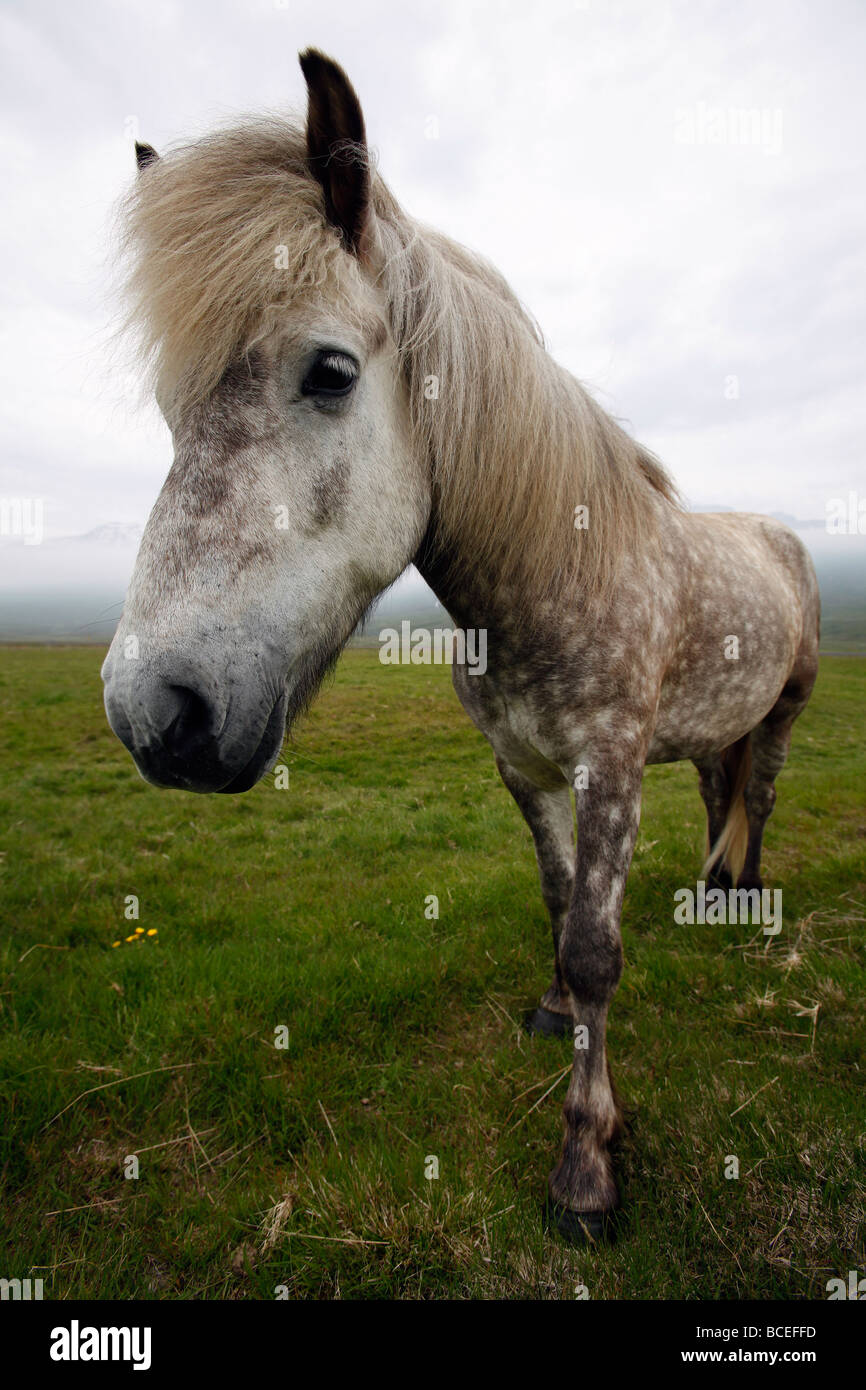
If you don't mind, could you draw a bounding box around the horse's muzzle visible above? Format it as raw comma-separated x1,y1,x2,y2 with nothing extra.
102,654,287,794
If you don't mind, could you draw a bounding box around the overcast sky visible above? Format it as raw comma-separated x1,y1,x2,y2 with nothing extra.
1,0,864,554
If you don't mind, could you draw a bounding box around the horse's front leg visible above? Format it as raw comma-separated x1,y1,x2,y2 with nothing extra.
547,759,643,1242
494,755,575,1036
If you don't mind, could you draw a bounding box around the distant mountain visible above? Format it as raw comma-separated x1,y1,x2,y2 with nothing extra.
0,517,863,649
0,521,143,641
691,504,826,530
61,523,144,546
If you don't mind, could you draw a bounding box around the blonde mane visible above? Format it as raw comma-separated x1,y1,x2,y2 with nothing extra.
118,115,680,607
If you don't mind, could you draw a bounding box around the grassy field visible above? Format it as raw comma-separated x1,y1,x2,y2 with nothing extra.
0,646,863,1300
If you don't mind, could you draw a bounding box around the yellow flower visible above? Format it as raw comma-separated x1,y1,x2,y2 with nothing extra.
146,929,158,937
134,927,144,934
111,941,121,948
125,935,135,942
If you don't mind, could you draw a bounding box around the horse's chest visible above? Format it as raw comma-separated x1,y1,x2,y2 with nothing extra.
452,664,574,787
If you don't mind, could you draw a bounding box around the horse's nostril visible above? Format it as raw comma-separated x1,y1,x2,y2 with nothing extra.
162,685,214,758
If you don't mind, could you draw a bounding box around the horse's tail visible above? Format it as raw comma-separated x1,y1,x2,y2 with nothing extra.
701,734,752,884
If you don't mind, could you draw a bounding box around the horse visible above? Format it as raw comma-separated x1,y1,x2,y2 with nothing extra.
102,48,820,1243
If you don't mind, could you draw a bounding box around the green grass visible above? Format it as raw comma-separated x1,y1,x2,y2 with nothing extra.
0,647,863,1299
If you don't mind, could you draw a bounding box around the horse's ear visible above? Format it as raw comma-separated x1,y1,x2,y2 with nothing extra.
135,141,159,173
299,48,370,258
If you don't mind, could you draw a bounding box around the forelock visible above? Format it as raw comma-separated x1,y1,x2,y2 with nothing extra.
117,116,374,409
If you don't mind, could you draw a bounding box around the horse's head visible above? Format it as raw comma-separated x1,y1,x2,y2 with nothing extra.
102,51,429,792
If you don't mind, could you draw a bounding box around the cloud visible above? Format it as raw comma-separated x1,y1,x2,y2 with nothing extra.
1,0,863,556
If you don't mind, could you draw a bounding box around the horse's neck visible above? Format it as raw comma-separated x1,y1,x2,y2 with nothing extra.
395,220,677,637
415,467,676,660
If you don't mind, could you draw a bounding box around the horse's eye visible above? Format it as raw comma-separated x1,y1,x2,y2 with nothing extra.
302,351,358,399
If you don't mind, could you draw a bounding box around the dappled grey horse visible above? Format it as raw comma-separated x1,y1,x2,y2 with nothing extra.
102,50,820,1241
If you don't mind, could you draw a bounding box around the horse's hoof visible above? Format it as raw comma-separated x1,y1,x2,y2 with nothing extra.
543,1199,617,1245
523,1004,573,1039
